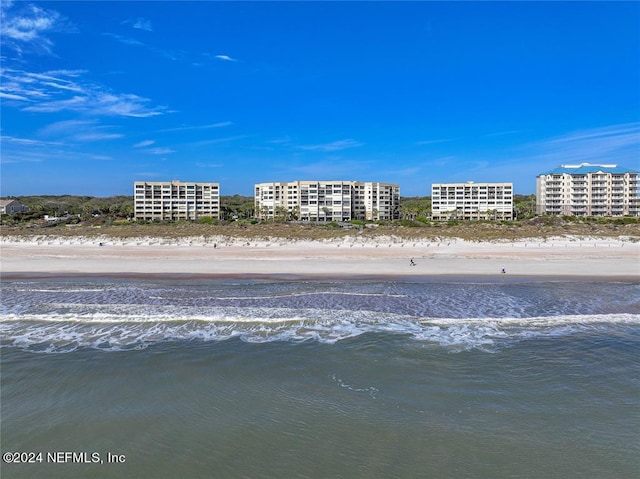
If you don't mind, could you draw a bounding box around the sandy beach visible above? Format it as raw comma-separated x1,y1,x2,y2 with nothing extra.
1,235,638,280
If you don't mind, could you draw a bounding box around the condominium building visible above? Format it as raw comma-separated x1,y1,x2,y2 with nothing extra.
254,180,400,222
431,182,514,221
353,181,401,221
134,180,220,221
536,163,639,216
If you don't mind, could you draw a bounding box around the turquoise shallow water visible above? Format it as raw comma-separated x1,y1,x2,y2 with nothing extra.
1,278,639,478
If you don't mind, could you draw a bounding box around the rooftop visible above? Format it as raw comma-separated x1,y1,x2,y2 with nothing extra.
540,163,638,175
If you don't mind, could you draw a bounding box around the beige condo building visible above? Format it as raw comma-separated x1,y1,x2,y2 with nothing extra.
536,163,639,216
431,182,514,221
254,180,400,222
134,180,220,221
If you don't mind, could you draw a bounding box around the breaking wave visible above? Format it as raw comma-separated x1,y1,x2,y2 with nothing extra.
1,309,637,353
2,278,638,353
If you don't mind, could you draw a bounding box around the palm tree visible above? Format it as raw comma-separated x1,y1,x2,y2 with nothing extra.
288,205,300,221
321,206,331,222
275,205,287,222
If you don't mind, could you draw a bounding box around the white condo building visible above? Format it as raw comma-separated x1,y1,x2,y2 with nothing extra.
134,181,220,221
536,164,639,216
254,181,400,222
431,182,514,221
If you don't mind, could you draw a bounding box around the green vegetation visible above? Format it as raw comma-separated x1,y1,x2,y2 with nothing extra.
5,195,133,222
0,194,254,226
221,195,255,220
514,194,537,219
2,194,639,242
399,196,431,222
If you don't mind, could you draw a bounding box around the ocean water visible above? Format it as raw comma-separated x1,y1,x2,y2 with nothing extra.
1,277,639,479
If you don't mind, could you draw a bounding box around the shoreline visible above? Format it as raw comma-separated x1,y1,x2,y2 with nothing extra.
2,235,639,280
2,271,639,283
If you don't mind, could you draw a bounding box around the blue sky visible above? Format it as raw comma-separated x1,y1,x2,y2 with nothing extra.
1,1,639,197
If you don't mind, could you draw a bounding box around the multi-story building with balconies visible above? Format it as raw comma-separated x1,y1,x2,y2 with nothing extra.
134,180,220,221
431,182,514,221
254,180,400,222
536,164,639,216
354,181,401,221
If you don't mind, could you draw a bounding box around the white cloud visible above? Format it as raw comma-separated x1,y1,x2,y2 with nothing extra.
0,152,45,164
548,123,638,148
120,17,153,32
1,146,113,165
132,18,153,32
422,123,640,193
482,129,529,138
103,32,187,62
38,119,97,137
521,122,640,167
23,95,87,112
3,68,167,118
159,121,233,133
26,69,86,79
73,132,124,142
188,135,247,147
4,7,58,41
134,140,156,148
268,136,292,145
36,119,123,142
92,92,166,117
102,32,145,47
0,91,30,101
0,2,74,54
146,147,175,155
215,55,238,62
299,139,364,152
416,138,451,146
0,135,65,165
40,80,84,92
0,135,63,147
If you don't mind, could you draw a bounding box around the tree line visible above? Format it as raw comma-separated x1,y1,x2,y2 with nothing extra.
1,194,257,225
2,193,538,225
398,194,537,221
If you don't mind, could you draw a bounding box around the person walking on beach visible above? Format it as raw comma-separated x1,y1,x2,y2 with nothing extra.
410,258,416,266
